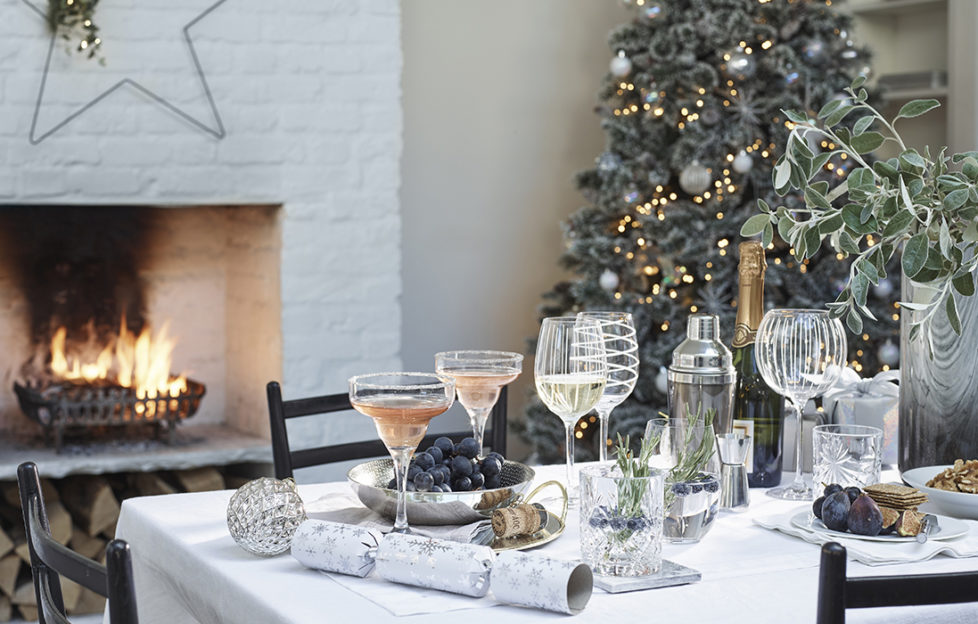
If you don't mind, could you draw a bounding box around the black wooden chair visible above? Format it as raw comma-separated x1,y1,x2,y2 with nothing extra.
17,462,139,624
817,541,978,624
266,381,509,480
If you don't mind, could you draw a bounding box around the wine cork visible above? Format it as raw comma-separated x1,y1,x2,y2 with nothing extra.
492,503,546,538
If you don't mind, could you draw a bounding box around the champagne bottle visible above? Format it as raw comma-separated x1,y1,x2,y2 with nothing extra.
731,242,785,487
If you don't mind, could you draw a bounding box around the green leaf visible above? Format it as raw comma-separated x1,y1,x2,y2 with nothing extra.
851,273,869,306
758,198,771,213
784,110,809,124
777,215,795,242
873,160,899,180
850,131,886,154
817,99,844,120
811,152,832,175
899,151,926,170
953,272,976,297
963,159,978,181
825,105,855,128
740,214,769,237
939,218,952,257
841,203,863,231
847,168,876,192
818,214,844,234
946,295,962,335
762,222,774,248
839,231,861,254
952,151,978,164
896,99,941,120
805,187,832,211
804,227,821,258
943,188,969,211
883,209,914,239
852,115,874,136
846,309,863,334
902,232,929,278
851,75,867,91
774,160,791,190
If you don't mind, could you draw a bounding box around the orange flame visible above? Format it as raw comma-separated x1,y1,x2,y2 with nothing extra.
49,321,188,399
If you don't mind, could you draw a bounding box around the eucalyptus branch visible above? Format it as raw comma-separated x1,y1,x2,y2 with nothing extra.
743,75,978,341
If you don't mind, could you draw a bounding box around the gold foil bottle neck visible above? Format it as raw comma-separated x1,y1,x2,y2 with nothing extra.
732,242,767,347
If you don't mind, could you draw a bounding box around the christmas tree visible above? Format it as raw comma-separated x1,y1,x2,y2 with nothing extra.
519,0,901,462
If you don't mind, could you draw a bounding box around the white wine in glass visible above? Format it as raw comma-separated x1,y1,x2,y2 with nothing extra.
535,317,608,501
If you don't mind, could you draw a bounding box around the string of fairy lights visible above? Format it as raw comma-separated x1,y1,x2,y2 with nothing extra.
597,0,898,379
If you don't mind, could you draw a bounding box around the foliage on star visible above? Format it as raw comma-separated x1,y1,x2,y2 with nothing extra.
48,0,103,61
518,0,901,463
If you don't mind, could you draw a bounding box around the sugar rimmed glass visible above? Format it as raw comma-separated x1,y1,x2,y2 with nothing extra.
348,372,454,533
434,350,523,456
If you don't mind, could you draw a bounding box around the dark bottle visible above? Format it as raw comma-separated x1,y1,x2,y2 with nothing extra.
731,242,785,488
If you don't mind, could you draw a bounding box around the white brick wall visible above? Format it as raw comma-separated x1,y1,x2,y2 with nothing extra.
0,0,402,446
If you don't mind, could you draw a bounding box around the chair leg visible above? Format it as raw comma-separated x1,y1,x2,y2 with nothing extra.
106,540,140,624
817,542,848,624
267,381,294,480
17,462,67,624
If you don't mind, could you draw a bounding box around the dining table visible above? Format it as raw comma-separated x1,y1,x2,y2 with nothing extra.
110,464,978,624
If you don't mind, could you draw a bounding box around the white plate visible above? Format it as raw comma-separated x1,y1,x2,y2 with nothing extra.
902,465,978,520
790,510,969,542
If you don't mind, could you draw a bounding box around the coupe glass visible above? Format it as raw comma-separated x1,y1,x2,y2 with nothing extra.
535,317,608,501
348,372,454,533
576,311,639,462
434,350,523,455
754,309,847,500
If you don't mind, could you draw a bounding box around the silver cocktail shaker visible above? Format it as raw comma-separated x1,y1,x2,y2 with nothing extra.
667,314,737,435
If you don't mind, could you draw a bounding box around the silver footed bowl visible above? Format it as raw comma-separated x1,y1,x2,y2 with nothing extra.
348,458,536,525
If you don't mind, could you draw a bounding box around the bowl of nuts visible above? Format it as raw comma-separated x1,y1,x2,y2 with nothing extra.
902,460,978,520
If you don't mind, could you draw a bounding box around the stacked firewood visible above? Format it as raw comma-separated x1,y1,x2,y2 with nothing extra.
0,467,245,621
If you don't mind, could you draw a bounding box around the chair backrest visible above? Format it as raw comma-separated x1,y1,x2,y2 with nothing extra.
17,462,139,624
817,541,978,624
267,381,509,480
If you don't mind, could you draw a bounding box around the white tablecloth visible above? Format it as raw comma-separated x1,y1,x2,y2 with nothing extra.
112,466,978,623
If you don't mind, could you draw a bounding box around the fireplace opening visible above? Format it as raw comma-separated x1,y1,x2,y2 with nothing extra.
0,204,283,448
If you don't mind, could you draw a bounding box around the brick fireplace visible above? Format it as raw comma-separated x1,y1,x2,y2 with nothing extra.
0,0,403,451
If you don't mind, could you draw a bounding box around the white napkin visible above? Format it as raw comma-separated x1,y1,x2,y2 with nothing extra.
304,492,494,544
754,510,978,566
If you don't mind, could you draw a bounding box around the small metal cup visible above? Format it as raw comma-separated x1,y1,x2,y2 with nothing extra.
716,433,752,511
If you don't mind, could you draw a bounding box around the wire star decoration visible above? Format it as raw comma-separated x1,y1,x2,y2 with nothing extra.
729,88,763,132
21,0,227,144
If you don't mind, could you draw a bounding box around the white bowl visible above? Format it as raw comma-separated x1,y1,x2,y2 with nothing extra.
902,465,978,520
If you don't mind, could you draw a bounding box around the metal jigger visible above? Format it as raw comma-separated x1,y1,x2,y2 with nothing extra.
716,433,752,511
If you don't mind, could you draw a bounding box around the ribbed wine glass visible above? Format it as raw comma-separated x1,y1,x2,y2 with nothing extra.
535,317,608,501
754,309,847,500
576,311,639,462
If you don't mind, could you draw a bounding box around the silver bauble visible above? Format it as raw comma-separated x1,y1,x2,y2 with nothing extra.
732,150,753,174
700,107,720,126
802,39,828,65
878,340,900,367
227,477,307,557
599,269,620,292
642,1,665,20
873,278,895,299
655,366,669,394
597,151,622,173
610,53,633,77
724,50,755,79
679,160,711,195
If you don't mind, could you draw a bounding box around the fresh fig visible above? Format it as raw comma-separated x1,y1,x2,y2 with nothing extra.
821,491,851,532
847,494,883,536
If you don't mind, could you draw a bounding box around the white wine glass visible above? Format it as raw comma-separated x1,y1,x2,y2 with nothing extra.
754,309,847,500
535,317,608,500
348,373,455,533
576,311,639,462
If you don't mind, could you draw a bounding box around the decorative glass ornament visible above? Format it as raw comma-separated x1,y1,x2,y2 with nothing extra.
597,151,622,174
642,1,665,21
724,50,755,79
599,269,620,292
732,150,753,174
227,477,307,556
784,70,801,86
878,340,900,367
873,278,894,299
610,51,632,77
802,39,827,65
679,160,711,195
655,366,669,395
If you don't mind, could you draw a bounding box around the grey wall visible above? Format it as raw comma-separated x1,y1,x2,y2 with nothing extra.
401,1,629,459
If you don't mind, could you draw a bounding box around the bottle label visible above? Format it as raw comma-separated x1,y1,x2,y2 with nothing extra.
732,419,754,474
731,322,756,348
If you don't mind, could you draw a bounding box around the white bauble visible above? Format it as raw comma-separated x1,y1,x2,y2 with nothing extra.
610,53,633,77
679,160,711,195
878,340,900,366
599,269,620,291
732,150,753,174
872,278,894,299
655,366,669,394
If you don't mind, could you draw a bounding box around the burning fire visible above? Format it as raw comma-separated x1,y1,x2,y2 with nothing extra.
50,321,188,400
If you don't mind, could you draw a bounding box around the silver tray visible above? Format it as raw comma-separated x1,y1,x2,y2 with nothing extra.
348,458,536,525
